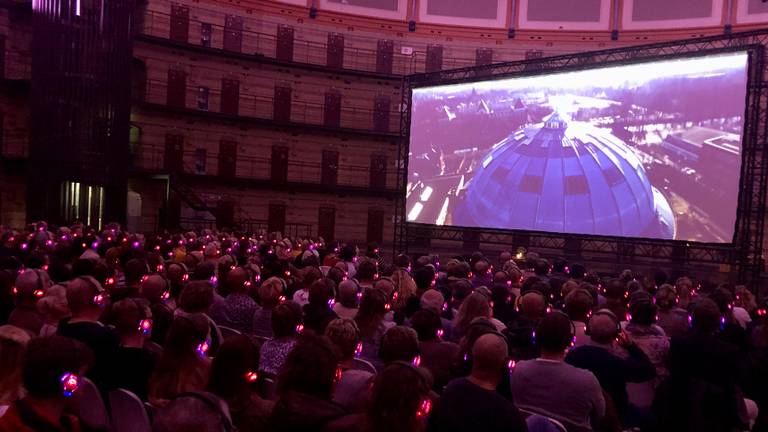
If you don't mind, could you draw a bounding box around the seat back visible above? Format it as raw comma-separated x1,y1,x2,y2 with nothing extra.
109,389,151,432
351,358,377,374
525,413,567,432
77,377,110,431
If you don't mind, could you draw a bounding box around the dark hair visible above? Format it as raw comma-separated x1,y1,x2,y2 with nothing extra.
356,259,378,281
605,278,627,300
207,335,259,402
277,333,338,399
271,301,303,338
568,263,586,279
413,267,436,290
709,288,734,315
565,289,593,322
536,312,573,354
111,298,151,337
179,281,215,313
326,267,346,286
534,259,550,276
379,326,419,363
655,284,677,311
339,245,356,262
355,288,387,337
691,297,721,334
552,258,568,274
366,363,431,432
308,278,336,306
124,259,149,285
629,295,657,326
23,336,93,399
410,310,442,342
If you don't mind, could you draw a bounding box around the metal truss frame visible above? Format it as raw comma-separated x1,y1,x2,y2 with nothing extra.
395,29,768,290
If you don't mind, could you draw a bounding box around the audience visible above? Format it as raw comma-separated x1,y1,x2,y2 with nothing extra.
0,224,766,432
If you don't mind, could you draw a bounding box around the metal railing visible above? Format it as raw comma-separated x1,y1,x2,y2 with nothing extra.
140,78,399,133
133,146,395,190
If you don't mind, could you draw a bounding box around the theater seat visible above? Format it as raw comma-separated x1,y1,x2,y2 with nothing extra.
109,389,151,432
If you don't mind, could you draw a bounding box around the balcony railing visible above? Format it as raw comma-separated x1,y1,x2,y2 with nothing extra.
177,217,313,238
133,146,396,191
140,79,399,134
137,9,557,76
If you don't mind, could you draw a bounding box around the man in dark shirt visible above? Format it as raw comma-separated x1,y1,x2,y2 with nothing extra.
57,276,120,391
427,333,527,432
566,309,655,422
109,298,159,400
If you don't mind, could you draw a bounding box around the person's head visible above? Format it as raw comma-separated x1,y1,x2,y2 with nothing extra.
22,336,93,401
271,301,303,338
301,266,323,290
356,259,378,282
587,309,621,345
207,335,259,402
167,262,189,286
447,261,471,279
65,276,106,318
605,278,627,301
518,290,546,319
449,278,473,305
568,263,586,280
709,288,734,317
141,274,169,304
561,279,580,298
324,318,360,361
355,288,388,335
564,289,593,323
225,267,249,294
179,281,215,313
473,259,490,276
258,277,285,309
379,326,419,364
373,277,395,298
410,309,442,342
690,297,722,334
152,392,233,432
192,261,216,281
366,362,432,432
339,244,356,262
277,332,338,400
164,314,210,358
308,278,336,307
0,325,32,404
111,298,153,340
471,333,508,384
534,259,550,277
675,277,694,307
337,280,359,309
326,266,346,287
419,289,444,316
36,284,70,325
124,258,150,287
655,283,677,311
455,291,491,333
536,312,575,355
14,269,51,306
629,292,657,326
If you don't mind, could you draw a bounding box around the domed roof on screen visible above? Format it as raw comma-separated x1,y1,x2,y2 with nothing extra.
455,112,676,239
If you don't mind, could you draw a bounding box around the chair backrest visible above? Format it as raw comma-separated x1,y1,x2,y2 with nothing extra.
252,335,270,346
219,325,242,339
109,389,151,432
256,376,278,401
351,357,377,374
525,413,568,432
78,377,111,431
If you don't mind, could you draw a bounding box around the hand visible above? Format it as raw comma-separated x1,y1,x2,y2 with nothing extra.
616,330,633,348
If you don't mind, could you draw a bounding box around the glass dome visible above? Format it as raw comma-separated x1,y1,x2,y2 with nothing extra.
455,112,676,239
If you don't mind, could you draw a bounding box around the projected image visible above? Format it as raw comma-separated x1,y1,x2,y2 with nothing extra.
406,52,748,243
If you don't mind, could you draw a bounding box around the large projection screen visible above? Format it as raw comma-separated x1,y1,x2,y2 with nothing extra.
406,51,749,243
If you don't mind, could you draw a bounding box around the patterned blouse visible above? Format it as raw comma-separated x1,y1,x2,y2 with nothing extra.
259,339,296,376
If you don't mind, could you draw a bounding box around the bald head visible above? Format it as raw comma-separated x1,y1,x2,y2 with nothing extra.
141,275,167,303
520,291,546,318
471,333,508,381
588,310,620,344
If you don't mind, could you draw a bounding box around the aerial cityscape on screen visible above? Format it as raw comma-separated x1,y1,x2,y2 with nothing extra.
407,52,749,243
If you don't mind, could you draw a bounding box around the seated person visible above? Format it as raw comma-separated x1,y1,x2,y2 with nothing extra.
259,301,303,377
252,277,284,338
8,270,51,336
410,309,459,393
57,276,120,391
428,333,526,432
325,318,374,412
148,314,212,407
511,312,605,432
109,298,159,400
0,336,93,432
566,309,656,423
333,280,360,320
208,268,258,335
269,333,348,431
379,326,420,366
